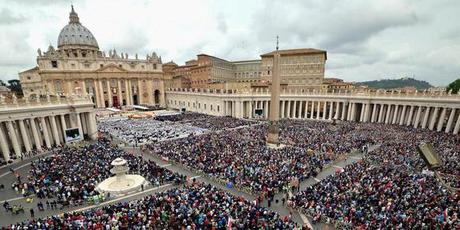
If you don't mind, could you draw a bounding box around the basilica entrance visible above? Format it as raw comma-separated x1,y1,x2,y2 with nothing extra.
113,96,120,108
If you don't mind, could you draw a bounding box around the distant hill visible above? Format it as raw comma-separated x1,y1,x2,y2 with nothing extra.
356,78,433,90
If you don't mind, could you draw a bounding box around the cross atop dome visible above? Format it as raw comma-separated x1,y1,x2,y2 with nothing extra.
69,5,80,24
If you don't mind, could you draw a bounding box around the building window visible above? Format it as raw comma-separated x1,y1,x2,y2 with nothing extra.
27,76,31,80
119,64,122,68
84,63,90,68
51,61,58,68
100,64,104,68
71,63,76,69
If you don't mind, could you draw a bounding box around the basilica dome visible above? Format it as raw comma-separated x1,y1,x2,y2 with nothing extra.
57,6,99,50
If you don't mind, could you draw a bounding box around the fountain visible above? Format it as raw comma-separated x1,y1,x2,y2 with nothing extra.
96,157,148,196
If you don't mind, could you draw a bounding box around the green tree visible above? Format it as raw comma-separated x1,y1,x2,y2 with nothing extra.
446,78,460,94
7,79,23,96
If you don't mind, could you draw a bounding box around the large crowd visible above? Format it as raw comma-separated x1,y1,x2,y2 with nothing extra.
290,124,460,229
8,183,302,229
98,117,206,145
148,120,371,194
155,112,255,130
14,139,183,207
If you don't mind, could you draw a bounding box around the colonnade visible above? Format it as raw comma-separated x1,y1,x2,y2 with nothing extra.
0,96,97,162
0,112,97,161
165,89,460,135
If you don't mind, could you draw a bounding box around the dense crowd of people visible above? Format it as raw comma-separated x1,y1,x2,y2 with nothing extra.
98,117,206,145
8,183,302,229
148,120,371,194
15,139,182,207
154,112,255,130
290,124,460,229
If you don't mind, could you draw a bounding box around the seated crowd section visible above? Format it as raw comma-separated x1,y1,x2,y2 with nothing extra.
290,124,460,229
8,183,300,229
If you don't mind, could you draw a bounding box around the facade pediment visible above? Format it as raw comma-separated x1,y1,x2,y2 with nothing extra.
96,64,127,73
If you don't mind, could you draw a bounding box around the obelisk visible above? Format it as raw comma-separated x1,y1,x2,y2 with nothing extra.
267,51,281,145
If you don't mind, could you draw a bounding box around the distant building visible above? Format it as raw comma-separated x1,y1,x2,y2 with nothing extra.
0,85,11,96
321,77,355,92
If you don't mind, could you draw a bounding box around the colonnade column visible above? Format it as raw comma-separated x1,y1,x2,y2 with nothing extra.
363,103,370,122
40,117,52,148
350,103,357,121
399,105,407,126
414,106,422,128
281,101,285,118
264,101,269,119
93,79,100,107
30,118,42,151
6,121,21,157
392,105,399,124
287,100,291,118
328,102,334,120
19,119,32,153
316,101,321,119
428,107,439,130
292,101,297,118
322,102,327,120
453,113,460,135
86,112,98,140
371,103,377,122
334,102,340,120
341,102,347,120
248,101,253,118
445,108,456,133
50,116,60,146
421,107,431,129
406,106,415,126
385,105,392,124
304,101,309,119
0,124,11,161
298,101,303,119
310,101,315,119
437,108,447,132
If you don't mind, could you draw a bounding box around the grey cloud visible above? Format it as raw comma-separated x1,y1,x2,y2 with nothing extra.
0,8,26,25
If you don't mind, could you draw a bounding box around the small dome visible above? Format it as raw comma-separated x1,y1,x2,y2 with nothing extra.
57,5,99,50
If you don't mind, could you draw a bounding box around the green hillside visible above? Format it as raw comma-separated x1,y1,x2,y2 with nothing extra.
357,78,432,90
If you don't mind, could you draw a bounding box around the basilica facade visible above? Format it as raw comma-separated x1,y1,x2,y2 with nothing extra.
19,6,166,108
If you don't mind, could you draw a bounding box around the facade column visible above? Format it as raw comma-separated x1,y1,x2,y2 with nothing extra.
128,80,133,105
124,80,131,106
76,113,84,138
6,121,21,157
50,116,60,146
421,107,431,129
0,123,11,161
40,117,52,148
99,79,105,107
81,80,87,95
117,79,123,106
406,106,415,126
385,105,392,124
341,102,347,120
392,105,399,124
445,108,456,133
92,79,100,107
428,107,439,130
106,79,113,107
334,101,340,120
29,118,42,151
317,101,321,119
437,108,447,132
310,101,315,119
399,105,407,126
414,106,422,128
19,120,32,153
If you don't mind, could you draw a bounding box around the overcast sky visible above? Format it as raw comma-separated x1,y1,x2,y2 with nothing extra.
0,0,459,86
